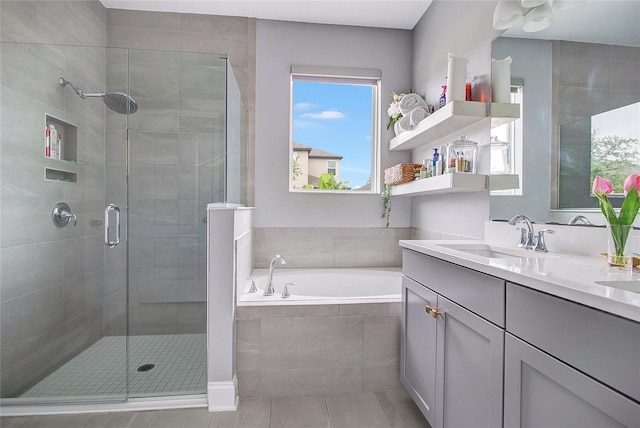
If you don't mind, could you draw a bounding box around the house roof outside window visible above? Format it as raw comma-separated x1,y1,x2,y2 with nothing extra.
293,142,343,160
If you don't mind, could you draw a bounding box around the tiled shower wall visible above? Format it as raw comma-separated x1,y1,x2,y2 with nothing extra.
554,41,640,209
0,1,109,397
106,10,256,335
106,9,256,205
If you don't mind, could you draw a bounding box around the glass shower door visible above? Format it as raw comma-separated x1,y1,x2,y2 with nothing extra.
0,43,129,403
124,49,228,397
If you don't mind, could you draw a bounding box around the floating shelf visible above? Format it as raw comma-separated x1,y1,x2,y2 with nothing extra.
389,101,487,152
489,174,520,191
390,173,488,197
490,103,520,128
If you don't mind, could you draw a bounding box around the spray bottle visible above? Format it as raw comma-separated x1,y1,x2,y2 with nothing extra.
432,148,440,176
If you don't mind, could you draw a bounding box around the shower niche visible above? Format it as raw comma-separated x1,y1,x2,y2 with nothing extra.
44,114,78,183
44,114,78,162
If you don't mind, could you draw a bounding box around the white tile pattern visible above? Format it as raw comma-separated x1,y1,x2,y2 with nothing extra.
21,334,206,399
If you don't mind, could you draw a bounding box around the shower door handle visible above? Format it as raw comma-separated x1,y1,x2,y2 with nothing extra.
105,204,121,248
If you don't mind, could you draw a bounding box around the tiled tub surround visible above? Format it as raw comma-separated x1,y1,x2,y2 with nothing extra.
253,227,473,270
236,302,402,398
238,227,468,398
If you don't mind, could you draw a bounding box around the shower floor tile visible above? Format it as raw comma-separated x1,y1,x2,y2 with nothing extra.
21,334,206,399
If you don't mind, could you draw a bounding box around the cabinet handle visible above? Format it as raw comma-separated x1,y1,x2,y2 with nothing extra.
425,305,441,318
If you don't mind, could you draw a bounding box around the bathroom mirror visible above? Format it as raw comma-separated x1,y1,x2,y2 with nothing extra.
490,0,640,224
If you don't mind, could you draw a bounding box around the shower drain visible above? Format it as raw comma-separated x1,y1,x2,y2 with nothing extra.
137,364,155,372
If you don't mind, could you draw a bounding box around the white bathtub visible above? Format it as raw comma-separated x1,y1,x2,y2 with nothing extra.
238,267,402,305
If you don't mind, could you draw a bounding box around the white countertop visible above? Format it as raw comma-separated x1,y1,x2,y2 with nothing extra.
400,239,640,323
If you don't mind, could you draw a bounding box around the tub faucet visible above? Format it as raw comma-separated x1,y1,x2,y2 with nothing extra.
568,215,593,225
264,255,287,296
508,214,535,249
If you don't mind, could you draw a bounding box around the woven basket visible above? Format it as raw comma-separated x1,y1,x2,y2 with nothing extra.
384,163,422,186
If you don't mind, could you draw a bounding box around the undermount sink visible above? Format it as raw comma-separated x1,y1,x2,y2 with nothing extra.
594,280,640,294
438,243,553,259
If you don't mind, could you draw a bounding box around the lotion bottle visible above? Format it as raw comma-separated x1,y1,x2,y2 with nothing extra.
48,124,59,159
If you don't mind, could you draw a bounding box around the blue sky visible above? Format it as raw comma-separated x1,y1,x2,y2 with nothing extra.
292,81,373,188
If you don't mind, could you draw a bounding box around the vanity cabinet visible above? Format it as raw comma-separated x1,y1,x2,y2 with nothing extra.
401,249,505,428
505,282,640,427
401,247,640,428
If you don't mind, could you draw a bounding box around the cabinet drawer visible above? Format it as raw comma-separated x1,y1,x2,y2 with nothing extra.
507,282,640,402
402,249,505,327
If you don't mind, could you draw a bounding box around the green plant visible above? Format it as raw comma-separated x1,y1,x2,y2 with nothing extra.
593,174,640,266
318,173,350,190
381,183,392,227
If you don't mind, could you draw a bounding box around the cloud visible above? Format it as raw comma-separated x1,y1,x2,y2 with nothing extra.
300,110,346,120
294,102,319,111
293,120,321,129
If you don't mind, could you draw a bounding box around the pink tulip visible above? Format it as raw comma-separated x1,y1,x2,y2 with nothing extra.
623,174,640,195
592,176,614,195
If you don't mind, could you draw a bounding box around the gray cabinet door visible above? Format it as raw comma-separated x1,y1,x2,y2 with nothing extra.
401,276,438,426
504,333,640,428
435,295,504,428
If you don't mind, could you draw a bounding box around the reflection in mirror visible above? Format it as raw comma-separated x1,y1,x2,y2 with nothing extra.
490,0,640,224
559,102,640,209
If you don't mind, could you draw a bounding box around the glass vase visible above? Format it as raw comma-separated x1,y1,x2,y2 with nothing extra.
607,224,633,270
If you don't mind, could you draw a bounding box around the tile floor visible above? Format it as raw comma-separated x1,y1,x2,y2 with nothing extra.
0,390,430,428
21,335,206,399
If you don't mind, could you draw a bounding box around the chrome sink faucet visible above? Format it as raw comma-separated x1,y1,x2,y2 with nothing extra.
508,214,535,249
264,255,287,296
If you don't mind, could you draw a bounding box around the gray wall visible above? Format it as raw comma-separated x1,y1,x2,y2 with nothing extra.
0,0,109,397
254,19,413,229
410,1,501,239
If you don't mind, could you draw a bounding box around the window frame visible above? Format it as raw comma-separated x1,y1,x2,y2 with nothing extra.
289,66,381,194
491,80,524,196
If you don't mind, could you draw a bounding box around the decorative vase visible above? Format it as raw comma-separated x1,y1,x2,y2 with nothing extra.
393,121,401,136
606,224,633,269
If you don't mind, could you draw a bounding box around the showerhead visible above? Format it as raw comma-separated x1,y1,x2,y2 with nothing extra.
59,77,138,115
103,92,138,115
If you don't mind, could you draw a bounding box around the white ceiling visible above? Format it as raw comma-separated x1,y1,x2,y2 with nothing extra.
98,0,434,30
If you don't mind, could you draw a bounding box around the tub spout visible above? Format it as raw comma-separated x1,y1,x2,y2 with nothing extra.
265,255,287,296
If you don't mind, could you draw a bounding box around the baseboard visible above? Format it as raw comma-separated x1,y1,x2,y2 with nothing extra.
207,376,238,412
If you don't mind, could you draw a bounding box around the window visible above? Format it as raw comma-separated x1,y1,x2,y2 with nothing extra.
327,160,337,176
491,82,523,196
289,66,380,192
